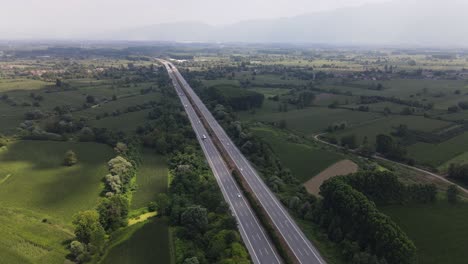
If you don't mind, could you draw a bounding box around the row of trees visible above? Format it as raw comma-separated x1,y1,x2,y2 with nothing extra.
341,171,437,205
204,85,264,111
318,176,417,264
70,143,138,263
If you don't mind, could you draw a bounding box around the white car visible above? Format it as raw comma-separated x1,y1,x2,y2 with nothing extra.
237,193,242,198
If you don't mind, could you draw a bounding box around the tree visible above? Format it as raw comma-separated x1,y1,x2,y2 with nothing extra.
155,193,170,215
97,194,129,231
181,206,208,234
72,210,105,250
183,257,200,264
447,185,460,204
86,95,96,104
64,150,78,166
114,142,128,155
376,134,393,154
341,134,357,149
69,240,90,263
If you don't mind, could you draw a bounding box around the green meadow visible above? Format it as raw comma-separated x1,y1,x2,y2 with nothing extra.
251,126,342,182
0,140,114,263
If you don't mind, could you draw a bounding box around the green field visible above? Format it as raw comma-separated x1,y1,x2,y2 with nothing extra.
0,207,73,264
332,115,451,146
132,149,168,210
242,106,381,135
251,126,342,182
0,79,51,92
0,140,114,263
407,132,468,168
89,110,152,133
382,201,468,264
102,218,172,264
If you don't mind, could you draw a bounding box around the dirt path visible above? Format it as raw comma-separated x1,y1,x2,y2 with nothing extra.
304,159,358,195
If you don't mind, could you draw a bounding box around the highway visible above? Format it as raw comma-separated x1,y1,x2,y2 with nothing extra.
162,59,326,264
161,61,282,264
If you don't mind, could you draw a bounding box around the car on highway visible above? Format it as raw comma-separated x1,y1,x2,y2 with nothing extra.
237,193,242,198
202,134,207,140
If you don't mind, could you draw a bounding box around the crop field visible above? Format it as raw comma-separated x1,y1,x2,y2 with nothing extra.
131,149,168,210
250,87,290,97
0,140,114,263
407,132,468,168
382,201,468,264
321,79,467,100
0,207,73,264
0,140,114,221
0,78,52,92
331,115,451,146
102,217,172,264
89,109,152,133
243,106,381,135
251,126,342,182
313,93,358,107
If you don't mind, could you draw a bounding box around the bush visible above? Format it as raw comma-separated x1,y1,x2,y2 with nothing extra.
148,201,157,212
64,150,78,166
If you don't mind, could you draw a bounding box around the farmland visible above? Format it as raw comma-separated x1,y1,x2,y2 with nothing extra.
407,132,468,168
331,115,451,146
0,140,114,263
102,218,172,264
0,140,114,221
382,201,468,264
242,106,381,135
250,125,343,182
131,149,168,210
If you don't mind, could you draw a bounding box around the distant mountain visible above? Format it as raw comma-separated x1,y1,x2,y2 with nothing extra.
107,0,468,47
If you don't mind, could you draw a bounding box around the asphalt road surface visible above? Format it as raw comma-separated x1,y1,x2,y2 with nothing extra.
161,59,326,264
161,60,282,264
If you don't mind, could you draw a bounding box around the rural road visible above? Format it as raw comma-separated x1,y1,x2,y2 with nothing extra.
161,60,282,264
313,133,468,195
161,59,326,264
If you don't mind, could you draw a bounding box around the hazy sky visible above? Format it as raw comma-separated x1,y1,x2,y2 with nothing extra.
0,0,389,37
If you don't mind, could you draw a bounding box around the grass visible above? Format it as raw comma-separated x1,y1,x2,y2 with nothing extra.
332,115,451,146
381,200,468,264
407,132,468,168
295,218,346,264
251,126,342,182
101,217,172,264
242,106,381,135
89,110,152,133
131,149,168,210
0,140,114,222
0,140,113,264
438,151,468,171
0,207,73,264
0,78,51,92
